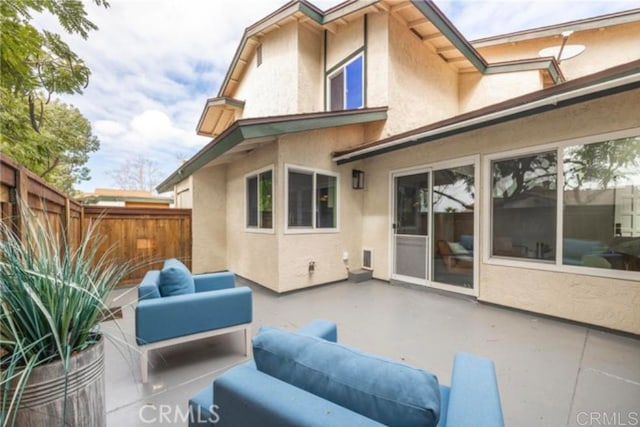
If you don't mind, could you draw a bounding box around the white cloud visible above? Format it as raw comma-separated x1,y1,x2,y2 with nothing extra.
31,0,640,191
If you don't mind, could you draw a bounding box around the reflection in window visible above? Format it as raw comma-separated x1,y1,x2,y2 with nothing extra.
288,169,338,229
563,136,640,271
433,165,475,288
329,55,364,111
492,151,557,261
246,170,273,229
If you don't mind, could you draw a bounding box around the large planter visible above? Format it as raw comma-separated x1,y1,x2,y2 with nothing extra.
9,337,106,427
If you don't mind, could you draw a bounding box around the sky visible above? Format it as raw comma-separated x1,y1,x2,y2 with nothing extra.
34,0,640,194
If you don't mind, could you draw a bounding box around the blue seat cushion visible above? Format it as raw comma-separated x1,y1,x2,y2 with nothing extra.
158,258,195,297
253,327,440,427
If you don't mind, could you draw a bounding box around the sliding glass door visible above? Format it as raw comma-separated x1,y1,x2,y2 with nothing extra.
391,160,477,294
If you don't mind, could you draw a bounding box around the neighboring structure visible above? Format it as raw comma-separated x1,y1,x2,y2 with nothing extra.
78,188,173,208
158,0,640,334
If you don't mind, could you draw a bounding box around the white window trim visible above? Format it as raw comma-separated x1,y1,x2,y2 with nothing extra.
284,164,340,234
244,165,275,234
482,126,640,282
327,54,365,111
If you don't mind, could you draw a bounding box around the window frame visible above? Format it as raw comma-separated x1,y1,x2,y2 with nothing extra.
327,53,365,111
244,165,275,234
284,164,340,234
482,127,640,281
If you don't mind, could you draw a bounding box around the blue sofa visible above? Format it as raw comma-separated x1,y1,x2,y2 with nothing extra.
189,320,504,427
136,269,252,383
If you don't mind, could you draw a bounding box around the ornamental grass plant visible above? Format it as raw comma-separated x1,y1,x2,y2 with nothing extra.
0,208,131,426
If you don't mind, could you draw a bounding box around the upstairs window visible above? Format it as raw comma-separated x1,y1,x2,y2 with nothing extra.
246,168,273,230
328,55,363,111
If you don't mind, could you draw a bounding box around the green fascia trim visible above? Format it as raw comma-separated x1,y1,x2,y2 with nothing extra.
485,60,564,84
411,1,487,72
158,109,387,192
299,2,324,25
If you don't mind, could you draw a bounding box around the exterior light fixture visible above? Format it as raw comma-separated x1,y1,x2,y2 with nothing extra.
352,169,364,189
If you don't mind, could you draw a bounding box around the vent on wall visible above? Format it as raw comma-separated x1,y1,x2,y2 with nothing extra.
362,249,373,270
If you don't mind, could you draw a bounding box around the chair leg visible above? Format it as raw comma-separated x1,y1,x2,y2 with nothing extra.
244,325,252,357
140,348,148,384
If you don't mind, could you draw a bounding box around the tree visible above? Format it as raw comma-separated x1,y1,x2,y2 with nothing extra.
109,157,163,193
1,97,99,193
0,0,106,192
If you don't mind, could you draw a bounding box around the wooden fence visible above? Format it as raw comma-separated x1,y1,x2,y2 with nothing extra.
0,154,191,287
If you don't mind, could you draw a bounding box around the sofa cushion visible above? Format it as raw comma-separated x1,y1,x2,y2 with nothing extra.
158,258,195,297
253,327,440,427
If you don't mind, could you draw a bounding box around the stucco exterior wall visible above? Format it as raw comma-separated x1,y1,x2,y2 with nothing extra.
458,70,542,113
365,11,389,111
276,125,367,292
476,21,640,81
297,24,324,113
191,165,227,273
225,142,279,290
326,16,365,70
386,15,459,136
360,89,640,333
233,21,299,118
174,176,192,209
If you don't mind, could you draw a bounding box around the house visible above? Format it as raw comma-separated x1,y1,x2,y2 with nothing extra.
157,0,640,334
78,188,174,208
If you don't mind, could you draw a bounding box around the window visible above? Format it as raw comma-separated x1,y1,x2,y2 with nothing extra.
328,55,363,111
488,133,640,275
491,151,557,261
256,44,262,67
246,168,272,230
287,167,338,230
563,137,640,271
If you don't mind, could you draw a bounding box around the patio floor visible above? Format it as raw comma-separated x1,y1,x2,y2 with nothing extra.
103,278,640,426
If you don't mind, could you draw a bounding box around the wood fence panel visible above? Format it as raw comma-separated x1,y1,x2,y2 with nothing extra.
84,207,191,287
1,154,189,288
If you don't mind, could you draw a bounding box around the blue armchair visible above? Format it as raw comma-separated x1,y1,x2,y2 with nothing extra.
135,269,252,383
189,320,504,427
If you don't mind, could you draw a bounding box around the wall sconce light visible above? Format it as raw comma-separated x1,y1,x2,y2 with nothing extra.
352,170,365,190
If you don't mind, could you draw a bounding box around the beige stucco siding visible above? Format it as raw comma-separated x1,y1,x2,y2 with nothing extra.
476,21,640,81
191,165,227,273
360,89,640,333
458,70,542,113
276,125,368,292
297,24,324,113
174,176,193,209
233,21,299,118
326,16,365,70
225,142,279,290
386,15,459,136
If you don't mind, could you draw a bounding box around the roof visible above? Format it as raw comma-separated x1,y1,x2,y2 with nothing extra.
78,188,174,204
472,7,640,48
333,60,640,164
157,107,388,193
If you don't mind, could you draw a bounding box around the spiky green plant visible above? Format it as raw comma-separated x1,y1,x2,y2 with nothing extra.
0,208,131,426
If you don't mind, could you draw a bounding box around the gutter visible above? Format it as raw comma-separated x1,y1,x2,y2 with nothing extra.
333,72,640,164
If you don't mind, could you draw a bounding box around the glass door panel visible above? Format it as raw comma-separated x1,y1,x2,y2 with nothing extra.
393,173,429,280
431,165,475,289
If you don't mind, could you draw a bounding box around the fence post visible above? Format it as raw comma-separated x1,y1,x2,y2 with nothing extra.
63,197,71,249
13,165,29,241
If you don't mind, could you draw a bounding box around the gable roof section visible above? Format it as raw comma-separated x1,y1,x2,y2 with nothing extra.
157,107,388,192
472,7,640,48
333,60,640,164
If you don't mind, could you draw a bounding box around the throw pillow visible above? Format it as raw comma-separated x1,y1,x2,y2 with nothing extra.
253,327,440,427
158,258,195,297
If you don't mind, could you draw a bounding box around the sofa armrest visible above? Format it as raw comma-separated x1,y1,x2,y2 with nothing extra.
214,364,383,427
296,319,337,342
194,271,235,293
135,287,252,345
445,353,504,427
138,270,161,301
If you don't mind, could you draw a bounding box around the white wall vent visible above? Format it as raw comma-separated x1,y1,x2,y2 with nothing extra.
362,249,373,270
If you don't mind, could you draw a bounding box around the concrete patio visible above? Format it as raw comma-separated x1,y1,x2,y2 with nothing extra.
104,278,640,426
